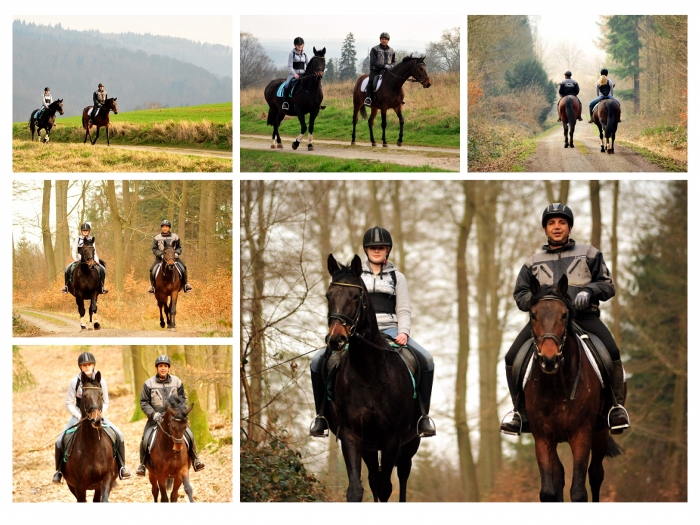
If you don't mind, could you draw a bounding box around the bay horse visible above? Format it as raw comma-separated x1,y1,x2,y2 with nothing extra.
29,99,64,143
592,99,619,154
264,47,326,151
82,97,118,146
324,254,421,502
352,55,431,147
154,241,181,329
61,371,118,502
526,274,622,502
558,95,580,148
67,237,103,330
147,395,195,502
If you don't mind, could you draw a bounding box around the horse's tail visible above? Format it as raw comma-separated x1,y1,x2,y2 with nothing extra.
605,435,624,459
360,105,368,119
604,101,617,138
565,96,576,126
266,104,276,126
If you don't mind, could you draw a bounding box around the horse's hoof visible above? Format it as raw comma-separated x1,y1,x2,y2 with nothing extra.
308,144,314,151
94,323,101,330
564,144,568,148
292,140,300,150
351,141,356,146
160,322,165,328
270,145,275,149
397,142,402,147
371,143,377,147
277,144,283,149
80,325,87,330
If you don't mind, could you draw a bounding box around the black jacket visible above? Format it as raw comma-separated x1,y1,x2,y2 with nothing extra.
370,44,396,71
558,78,580,96
152,232,182,259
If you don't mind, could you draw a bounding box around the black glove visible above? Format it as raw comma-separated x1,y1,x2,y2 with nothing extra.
574,291,591,310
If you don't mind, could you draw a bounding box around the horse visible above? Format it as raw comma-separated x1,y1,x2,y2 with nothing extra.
525,274,622,502
67,237,103,330
592,98,619,154
558,95,580,148
29,99,64,143
61,371,118,502
324,254,421,502
154,241,181,329
264,47,326,151
147,395,195,502
352,55,431,148
82,97,118,146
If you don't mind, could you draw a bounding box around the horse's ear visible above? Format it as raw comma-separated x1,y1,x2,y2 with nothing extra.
185,403,194,415
91,236,95,243
114,97,117,101
557,274,568,297
81,371,89,384
530,275,540,296
313,46,318,55
351,254,363,277
94,371,101,383
328,253,339,276
320,47,326,56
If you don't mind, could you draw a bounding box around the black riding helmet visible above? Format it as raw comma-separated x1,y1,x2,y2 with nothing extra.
155,355,171,367
380,32,390,40
363,226,393,255
45,87,50,91
98,83,104,87
541,203,574,228
564,71,572,78
161,220,172,228
294,37,304,46
78,352,96,366
80,223,91,231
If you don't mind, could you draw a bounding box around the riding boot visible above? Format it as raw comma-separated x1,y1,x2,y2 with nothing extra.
576,97,583,120
52,444,63,484
61,267,70,294
364,87,373,106
136,433,148,476
309,367,329,437
117,439,132,479
609,360,630,434
99,266,108,294
181,265,193,293
500,365,529,435
147,267,156,294
185,428,206,472
417,368,436,437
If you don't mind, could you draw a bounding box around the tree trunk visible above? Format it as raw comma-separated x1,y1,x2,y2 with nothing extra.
205,181,216,271
105,181,125,296
130,345,156,421
167,180,176,223
198,181,209,270
369,180,383,227
42,181,56,285
391,181,405,271
178,180,189,248
122,181,133,267
213,345,232,413
185,345,214,447
455,181,480,501
54,180,69,277
590,180,601,249
122,346,133,386
611,181,621,342
544,181,570,205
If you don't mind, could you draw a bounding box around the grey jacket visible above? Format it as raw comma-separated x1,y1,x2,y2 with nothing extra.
370,44,396,71
361,259,411,335
596,78,615,97
513,239,615,317
139,374,186,419
152,232,182,259
93,89,107,106
43,92,52,108
66,372,109,420
287,49,309,75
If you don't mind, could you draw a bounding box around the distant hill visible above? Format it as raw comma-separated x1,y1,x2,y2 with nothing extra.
13,21,232,121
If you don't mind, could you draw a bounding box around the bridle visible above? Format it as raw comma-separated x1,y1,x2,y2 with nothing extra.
327,281,366,338
157,413,187,446
385,59,430,86
531,295,569,363
81,384,104,431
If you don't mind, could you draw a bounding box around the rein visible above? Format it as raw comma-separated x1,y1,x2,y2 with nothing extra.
157,416,186,444
384,61,427,84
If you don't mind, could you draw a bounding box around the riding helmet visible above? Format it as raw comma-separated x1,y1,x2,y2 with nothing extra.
161,220,172,228
78,352,96,366
98,83,104,87
45,87,50,91
564,71,572,77
363,226,393,250
541,203,574,228
601,68,609,76
80,222,91,231
380,32,390,40
294,37,304,46
155,355,171,367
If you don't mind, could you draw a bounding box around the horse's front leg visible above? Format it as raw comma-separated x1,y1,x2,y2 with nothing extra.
168,293,177,329
74,486,87,502
340,434,364,502
569,432,593,502
394,106,405,146
307,108,320,150
158,300,166,329
169,475,182,502
148,470,159,501
90,293,100,330
352,100,359,145
92,126,100,145
100,481,111,502
535,437,564,502
368,108,378,146
76,294,87,330
106,124,110,146
380,109,388,147
158,475,169,502
292,109,307,150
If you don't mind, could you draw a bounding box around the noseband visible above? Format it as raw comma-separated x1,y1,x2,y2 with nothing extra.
157,415,186,445
532,295,569,361
327,282,366,337
81,385,103,419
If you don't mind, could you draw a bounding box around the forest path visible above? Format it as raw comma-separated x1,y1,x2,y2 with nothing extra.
240,134,460,171
17,308,199,337
524,122,662,172
93,144,232,158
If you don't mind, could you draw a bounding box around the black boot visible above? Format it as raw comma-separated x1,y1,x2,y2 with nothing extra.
117,439,131,479
609,360,630,433
99,266,108,294
500,365,528,435
364,87,373,106
309,367,329,437
181,266,193,293
52,444,63,484
417,368,436,437
147,267,156,294
576,97,583,120
186,428,206,471
136,433,147,476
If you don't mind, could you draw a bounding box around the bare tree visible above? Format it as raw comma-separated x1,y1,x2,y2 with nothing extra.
425,27,460,73
240,32,276,90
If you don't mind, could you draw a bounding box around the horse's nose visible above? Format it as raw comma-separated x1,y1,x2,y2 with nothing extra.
329,332,347,350
424,82,431,88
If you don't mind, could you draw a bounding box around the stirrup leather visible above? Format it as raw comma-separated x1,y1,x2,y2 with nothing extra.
500,410,522,436
416,415,436,438
607,404,630,430
309,415,329,437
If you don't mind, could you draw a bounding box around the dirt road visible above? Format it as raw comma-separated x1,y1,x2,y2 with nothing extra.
524,123,662,172
94,144,232,159
240,134,460,171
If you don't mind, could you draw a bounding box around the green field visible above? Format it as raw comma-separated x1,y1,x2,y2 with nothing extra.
240,149,450,172
15,103,232,150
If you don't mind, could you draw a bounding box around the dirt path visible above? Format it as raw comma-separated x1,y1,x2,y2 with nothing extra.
240,133,460,171
94,144,232,159
17,309,199,337
524,123,662,172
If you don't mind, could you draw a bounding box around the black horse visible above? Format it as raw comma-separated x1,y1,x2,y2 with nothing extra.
154,240,182,329
82,98,119,146
67,237,103,330
324,254,421,502
264,47,326,151
29,99,64,142
592,99,620,154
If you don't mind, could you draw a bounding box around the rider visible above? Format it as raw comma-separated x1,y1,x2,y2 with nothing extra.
499,204,630,436
588,68,622,123
36,87,52,124
309,226,437,438
52,352,132,484
60,223,108,295
135,355,206,476
147,220,193,294
557,71,583,121
89,83,107,124
281,37,309,111
365,32,396,106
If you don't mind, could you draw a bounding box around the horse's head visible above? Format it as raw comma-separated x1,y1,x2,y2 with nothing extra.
311,47,326,80
408,56,431,88
529,274,572,374
80,371,104,428
53,99,64,115
107,97,118,114
164,395,194,452
162,241,176,270
325,254,368,351
81,237,96,268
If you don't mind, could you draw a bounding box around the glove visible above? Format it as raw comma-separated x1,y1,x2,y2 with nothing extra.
153,412,163,423
174,253,179,259
574,291,591,310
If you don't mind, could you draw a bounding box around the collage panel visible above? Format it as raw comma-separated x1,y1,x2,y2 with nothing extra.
239,16,459,173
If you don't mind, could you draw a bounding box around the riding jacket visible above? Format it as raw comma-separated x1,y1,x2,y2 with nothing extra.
513,239,615,318
287,49,309,76
66,371,110,420
139,373,186,418
596,77,615,98
558,78,580,97
361,259,411,335
370,44,396,71
152,232,183,259
72,236,101,264
42,92,52,108
93,89,107,107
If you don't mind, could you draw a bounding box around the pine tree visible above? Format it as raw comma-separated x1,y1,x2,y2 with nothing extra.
338,32,357,82
603,15,643,113
325,58,336,83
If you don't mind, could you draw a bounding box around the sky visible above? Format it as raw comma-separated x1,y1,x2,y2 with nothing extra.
15,15,232,47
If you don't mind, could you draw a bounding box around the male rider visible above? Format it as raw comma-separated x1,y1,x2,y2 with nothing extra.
365,32,396,106
147,220,193,294
89,83,107,124
557,71,583,122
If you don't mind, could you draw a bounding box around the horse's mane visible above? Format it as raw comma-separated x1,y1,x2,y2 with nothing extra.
401,55,426,63
165,394,189,418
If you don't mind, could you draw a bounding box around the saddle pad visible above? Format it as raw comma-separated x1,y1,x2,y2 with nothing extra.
276,80,297,98
88,107,99,117
522,337,605,389
276,83,285,97
360,76,383,93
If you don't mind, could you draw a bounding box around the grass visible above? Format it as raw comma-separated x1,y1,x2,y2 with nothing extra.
18,310,69,326
240,74,460,148
617,141,687,172
14,103,232,150
12,310,44,337
13,140,232,172
240,149,451,172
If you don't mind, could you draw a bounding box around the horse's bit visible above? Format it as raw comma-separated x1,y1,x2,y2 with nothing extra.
327,282,366,337
531,295,569,361
157,416,186,445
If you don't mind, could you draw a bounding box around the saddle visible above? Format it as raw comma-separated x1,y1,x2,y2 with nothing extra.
152,260,184,281
360,75,383,93
61,423,118,463
88,107,100,117
143,424,191,455
276,79,300,99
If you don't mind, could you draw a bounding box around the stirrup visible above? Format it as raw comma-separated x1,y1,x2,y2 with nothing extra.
52,471,63,484
608,404,630,431
193,460,206,472
281,102,289,110
136,464,146,476
61,286,69,294
147,286,155,294
309,415,329,438
500,410,522,436
364,97,372,106
416,415,436,438
184,284,193,293
119,466,132,480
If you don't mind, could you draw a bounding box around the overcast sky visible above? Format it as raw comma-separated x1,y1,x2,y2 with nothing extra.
15,15,232,47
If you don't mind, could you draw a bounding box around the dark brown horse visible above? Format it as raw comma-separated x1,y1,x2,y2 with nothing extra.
61,371,118,502
558,95,580,148
67,237,102,330
147,395,195,502
592,99,620,153
82,97,118,145
154,242,181,329
324,254,421,502
352,56,431,147
526,274,622,502
264,47,326,151
29,99,64,142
